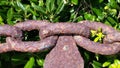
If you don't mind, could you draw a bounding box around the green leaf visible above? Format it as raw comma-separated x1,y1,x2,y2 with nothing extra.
16,1,25,11
91,30,97,37
77,16,83,21
46,0,51,12
104,20,112,26
94,37,100,42
84,52,90,62
84,13,96,21
107,16,117,26
50,0,55,12
7,8,14,25
92,61,102,68
71,0,78,5
99,0,103,3
102,61,111,67
39,0,44,6
31,2,46,14
46,0,55,12
114,59,120,64
109,64,117,68
109,9,117,16
36,59,44,66
117,0,120,3
70,12,77,21
55,0,65,14
108,0,119,9
0,16,4,25
24,57,35,68
92,8,104,20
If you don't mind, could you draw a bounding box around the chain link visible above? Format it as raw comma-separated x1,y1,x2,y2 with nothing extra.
0,20,120,68
0,20,120,54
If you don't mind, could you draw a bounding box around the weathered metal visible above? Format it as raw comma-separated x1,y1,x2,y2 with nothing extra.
74,36,120,55
44,36,84,68
40,23,90,39
0,20,120,68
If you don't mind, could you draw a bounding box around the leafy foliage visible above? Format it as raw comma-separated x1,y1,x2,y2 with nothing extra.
0,0,120,68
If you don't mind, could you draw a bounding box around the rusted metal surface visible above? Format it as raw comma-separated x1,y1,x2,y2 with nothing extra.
79,20,117,34
44,36,84,68
74,36,120,55
0,43,12,53
104,32,120,43
14,20,50,31
0,25,22,38
40,23,90,39
0,20,120,68
6,36,58,53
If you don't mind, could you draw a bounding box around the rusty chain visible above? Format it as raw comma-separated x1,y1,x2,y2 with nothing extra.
0,20,120,68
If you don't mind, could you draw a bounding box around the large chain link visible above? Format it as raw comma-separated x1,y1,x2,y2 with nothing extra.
0,20,120,68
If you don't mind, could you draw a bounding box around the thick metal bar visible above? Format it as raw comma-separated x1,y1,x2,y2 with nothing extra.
40,23,90,39
44,36,84,68
0,43,12,53
0,25,22,38
7,36,58,52
80,20,117,34
14,20,50,31
74,36,120,55
104,32,120,44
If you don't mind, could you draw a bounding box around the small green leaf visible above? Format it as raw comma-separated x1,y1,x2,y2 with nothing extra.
108,0,119,9
77,16,83,21
99,0,103,3
90,30,97,37
107,16,117,26
0,16,4,25
50,0,55,12
45,0,55,12
109,64,117,68
94,37,100,42
84,13,96,21
104,20,112,26
71,0,78,5
24,57,35,68
102,61,111,67
31,2,46,14
117,64,120,68
55,0,65,14
70,12,77,20
17,1,25,11
92,8,104,20
39,0,44,6
36,59,44,66
104,6,109,10
114,59,120,64
109,9,117,16
7,8,14,25
117,0,120,3
92,61,102,68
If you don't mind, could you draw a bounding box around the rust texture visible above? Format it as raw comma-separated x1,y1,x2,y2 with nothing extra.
0,25,22,38
0,20,120,68
79,20,117,34
14,20,50,31
74,36,120,55
0,43,12,53
104,32,120,43
40,23,90,39
44,36,84,68
6,36,58,53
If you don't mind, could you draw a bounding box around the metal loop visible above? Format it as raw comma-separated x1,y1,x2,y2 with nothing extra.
0,20,120,68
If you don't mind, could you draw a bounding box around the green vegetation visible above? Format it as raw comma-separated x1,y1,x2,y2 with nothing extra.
0,0,120,68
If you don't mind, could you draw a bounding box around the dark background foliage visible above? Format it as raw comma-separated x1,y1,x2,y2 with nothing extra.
0,0,120,68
